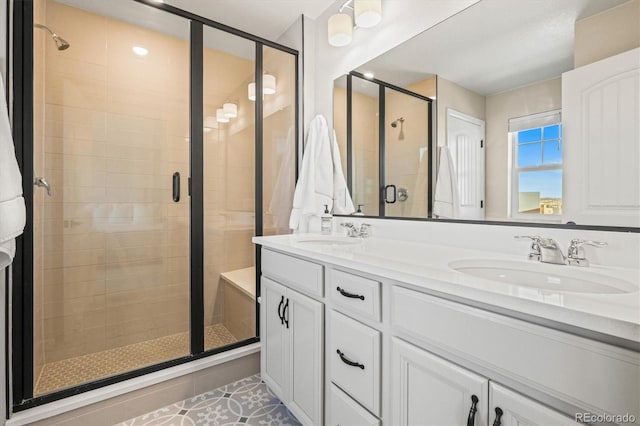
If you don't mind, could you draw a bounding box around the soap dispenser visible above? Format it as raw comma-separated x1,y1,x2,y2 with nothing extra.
353,204,365,216
321,204,332,235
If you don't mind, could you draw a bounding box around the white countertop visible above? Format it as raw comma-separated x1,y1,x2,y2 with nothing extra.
253,234,640,345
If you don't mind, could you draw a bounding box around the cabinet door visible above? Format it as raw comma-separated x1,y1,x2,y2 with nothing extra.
330,383,381,426
260,277,289,401
392,338,489,426
489,383,579,426
288,288,324,426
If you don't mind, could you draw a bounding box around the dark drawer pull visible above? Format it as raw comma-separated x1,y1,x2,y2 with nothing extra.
336,286,365,300
283,298,290,329
492,407,504,426
277,295,285,325
336,349,365,369
467,395,479,426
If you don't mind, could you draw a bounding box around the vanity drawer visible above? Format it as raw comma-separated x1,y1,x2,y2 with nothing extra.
261,248,324,297
329,383,380,426
330,269,381,322
391,286,640,421
330,310,381,416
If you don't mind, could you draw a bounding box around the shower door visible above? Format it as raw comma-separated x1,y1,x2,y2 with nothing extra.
383,87,431,218
30,0,192,396
12,0,298,409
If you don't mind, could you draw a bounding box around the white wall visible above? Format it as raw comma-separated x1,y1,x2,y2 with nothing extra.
309,0,479,133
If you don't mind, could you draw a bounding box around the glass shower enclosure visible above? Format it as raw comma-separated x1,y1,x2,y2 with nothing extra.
11,0,297,409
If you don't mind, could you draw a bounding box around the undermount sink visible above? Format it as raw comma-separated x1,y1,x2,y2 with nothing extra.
294,236,362,246
449,259,637,294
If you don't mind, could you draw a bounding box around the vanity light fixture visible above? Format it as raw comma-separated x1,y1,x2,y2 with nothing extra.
328,12,353,47
223,102,238,118
263,74,277,94
328,0,382,47
132,46,148,56
204,116,218,132
216,108,229,123
354,0,382,28
247,74,277,101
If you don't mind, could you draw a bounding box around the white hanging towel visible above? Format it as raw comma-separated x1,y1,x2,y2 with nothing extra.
289,115,334,232
0,77,27,268
432,146,460,219
331,130,355,215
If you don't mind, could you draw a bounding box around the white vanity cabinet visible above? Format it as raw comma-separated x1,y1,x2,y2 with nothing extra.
257,245,640,426
489,383,579,426
260,251,324,426
392,337,579,426
392,337,489,426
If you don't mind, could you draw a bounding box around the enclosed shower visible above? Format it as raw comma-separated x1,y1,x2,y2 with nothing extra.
14,0,297,406
333,72,432,218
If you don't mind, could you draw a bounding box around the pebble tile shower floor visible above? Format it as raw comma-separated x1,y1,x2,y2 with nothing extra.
117,374,301,426
35,324,237,395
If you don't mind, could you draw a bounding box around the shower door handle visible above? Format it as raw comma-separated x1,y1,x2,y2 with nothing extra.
33,177,52,196
384,184,396,204
172,172,180,202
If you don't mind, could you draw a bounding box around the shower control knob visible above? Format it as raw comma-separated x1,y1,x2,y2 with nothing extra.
397,187,409,201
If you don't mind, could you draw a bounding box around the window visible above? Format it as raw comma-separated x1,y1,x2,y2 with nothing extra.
509,110,562,218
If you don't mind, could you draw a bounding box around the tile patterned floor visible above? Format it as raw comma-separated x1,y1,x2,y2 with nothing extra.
35,324,238,396
117,374,301,426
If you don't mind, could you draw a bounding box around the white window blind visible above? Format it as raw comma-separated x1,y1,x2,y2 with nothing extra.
508,110,561,132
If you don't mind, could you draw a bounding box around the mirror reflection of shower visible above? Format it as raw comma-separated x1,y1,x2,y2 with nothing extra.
34,23,70,50
391,117,405,140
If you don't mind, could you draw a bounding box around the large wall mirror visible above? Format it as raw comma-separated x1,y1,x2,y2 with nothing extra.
333,0,640,229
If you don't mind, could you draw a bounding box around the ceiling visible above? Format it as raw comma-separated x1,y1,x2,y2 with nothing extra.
55,0,336,59
355,0,630,96
165,0,336,40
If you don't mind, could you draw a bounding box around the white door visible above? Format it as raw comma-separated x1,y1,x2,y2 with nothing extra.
260,278,289,402
447,109,485,220
288,288,324,426
490,383,579,426
392,338,489,426
562,47,640,227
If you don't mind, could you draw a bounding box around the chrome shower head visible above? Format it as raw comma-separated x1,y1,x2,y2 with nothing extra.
53,34,70,50
390,117,405,140
390,117,404,128
34,23,70,51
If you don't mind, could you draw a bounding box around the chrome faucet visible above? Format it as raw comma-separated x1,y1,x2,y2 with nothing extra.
514,235,542,261
566,239,607,267
538,238,566,265
516,236,565,264
340,222,372,238
515,235,607,266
